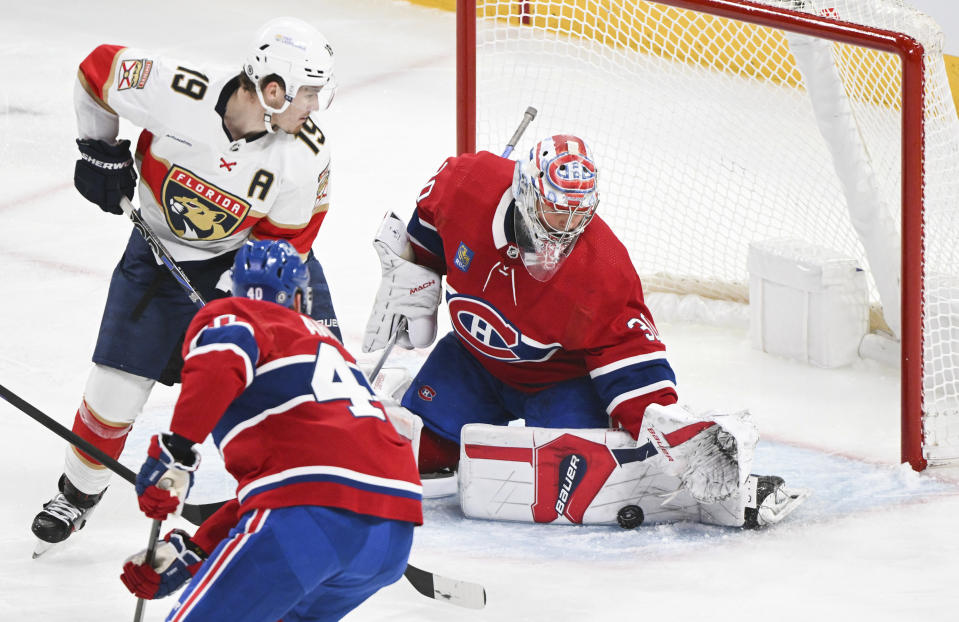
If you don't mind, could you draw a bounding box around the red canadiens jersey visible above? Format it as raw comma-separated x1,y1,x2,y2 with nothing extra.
406,151,678,437
75,45,330,261
170,298,422,526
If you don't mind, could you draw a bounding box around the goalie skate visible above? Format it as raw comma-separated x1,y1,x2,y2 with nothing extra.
743,475,810,529
31,475,105,558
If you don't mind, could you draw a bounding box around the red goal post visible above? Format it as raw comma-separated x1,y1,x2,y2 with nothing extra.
456,0,959,471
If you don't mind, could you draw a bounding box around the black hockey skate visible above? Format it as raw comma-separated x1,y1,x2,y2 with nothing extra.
31,475,105,556
743,475,810,529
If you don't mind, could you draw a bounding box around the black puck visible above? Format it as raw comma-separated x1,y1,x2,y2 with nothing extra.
616,505,644,529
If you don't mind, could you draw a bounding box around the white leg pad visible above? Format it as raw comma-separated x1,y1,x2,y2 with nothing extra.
459,424,750,527
83,364,155,426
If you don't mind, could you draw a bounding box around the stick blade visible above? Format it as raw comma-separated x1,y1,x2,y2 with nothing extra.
404,564,486,609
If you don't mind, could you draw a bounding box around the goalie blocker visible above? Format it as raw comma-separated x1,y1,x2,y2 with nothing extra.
458,417,809,529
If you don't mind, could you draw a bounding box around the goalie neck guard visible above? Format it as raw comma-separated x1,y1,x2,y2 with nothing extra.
512,134,599,282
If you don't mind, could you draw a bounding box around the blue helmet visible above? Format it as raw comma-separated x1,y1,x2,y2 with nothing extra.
231,240,311,312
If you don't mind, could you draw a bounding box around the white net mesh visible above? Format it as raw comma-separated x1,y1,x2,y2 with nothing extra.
470,0,959,465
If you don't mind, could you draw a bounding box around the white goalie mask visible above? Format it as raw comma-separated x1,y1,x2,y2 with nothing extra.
244,17,336,131
512,134,599,281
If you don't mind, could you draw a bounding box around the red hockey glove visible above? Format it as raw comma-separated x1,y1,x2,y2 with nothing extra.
135,434,200,520
121,529,208,599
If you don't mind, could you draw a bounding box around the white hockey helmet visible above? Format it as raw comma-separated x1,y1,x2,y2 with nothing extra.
244,17,336,118
512,134,599,281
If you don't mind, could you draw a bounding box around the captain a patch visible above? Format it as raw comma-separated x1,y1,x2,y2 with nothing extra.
454,242,473,272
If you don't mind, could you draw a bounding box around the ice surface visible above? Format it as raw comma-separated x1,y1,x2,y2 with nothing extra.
1,1,959,621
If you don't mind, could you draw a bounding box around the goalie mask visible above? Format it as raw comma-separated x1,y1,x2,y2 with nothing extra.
231,239,312,314
512,134,599,281
244,17,336,131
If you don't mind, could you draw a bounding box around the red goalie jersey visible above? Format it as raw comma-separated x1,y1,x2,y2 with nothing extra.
405,151,678,438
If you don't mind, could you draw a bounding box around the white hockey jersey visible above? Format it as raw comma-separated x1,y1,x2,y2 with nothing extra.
75,45,330,262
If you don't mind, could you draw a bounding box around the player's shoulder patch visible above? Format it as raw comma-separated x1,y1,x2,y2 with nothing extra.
117,57,154,91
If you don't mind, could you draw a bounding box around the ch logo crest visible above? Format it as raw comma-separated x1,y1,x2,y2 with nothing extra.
447,295,560,362
162,166,250,240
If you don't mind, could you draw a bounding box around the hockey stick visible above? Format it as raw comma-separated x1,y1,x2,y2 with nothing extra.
367,110,543,609
0,385,486,607
132,517,162,622
403,564,486,609
119,196,206,308
133,478,170,622
0,383,219,526
501,106,538,158
368,317,407,383
368,106,538,381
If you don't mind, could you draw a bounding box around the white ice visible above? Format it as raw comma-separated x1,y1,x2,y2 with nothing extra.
2,1,959,621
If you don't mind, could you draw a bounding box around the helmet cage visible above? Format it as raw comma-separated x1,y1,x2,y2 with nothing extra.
512,135,599,281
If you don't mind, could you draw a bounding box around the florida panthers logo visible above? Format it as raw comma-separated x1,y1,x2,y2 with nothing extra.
162,166,250,240
447,295,560,362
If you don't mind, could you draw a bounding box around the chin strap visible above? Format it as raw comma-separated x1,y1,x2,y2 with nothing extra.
262,112,276,134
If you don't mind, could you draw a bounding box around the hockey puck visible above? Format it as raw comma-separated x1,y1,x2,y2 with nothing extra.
616,505,644,529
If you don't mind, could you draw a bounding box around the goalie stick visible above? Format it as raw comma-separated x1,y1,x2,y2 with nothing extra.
0,385,487,609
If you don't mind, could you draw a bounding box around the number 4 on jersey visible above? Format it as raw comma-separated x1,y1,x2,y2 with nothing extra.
311,343,384,420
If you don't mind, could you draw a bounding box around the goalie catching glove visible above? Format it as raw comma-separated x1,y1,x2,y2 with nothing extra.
121,529,208,599
363,212,442,352
134,433,201,520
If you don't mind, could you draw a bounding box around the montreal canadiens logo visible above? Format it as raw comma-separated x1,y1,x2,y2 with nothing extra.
546,153,596,195
448,297,521,361
417,385,436,401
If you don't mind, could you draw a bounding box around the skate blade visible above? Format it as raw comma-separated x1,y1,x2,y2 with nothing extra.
32,539,58,559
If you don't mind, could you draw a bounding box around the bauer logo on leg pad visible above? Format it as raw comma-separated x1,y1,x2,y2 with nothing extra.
554,454,584,515
461,427,657,524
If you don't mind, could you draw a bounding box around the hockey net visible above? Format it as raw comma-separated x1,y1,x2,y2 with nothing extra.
457,0,959,469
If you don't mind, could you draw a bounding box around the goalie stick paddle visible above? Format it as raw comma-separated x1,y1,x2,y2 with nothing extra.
119,196,206,308
0,384,487,608
0,383,218,526
403,564,487,609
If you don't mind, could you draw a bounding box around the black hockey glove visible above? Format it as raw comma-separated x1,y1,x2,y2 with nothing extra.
74,138,137,215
